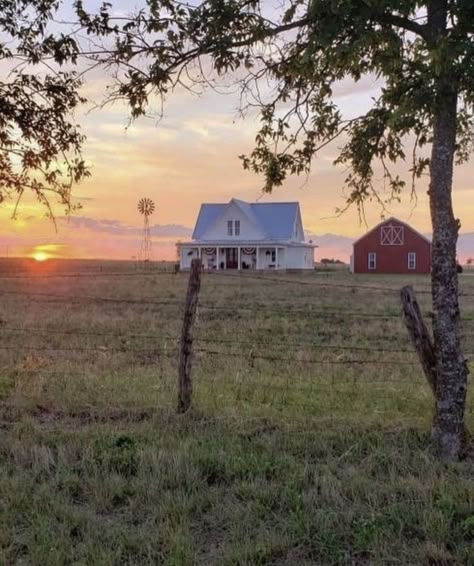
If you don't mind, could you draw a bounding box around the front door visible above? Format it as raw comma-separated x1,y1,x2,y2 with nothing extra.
225,248,238,269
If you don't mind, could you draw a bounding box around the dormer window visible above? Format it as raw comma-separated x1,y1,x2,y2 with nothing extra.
227,220,240,236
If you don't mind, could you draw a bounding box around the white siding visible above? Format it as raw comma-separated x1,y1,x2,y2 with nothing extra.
180,246,199,269
291,210,305,242
180,244,314,270
257,248,278,269
285,246,314,269
199,201,264,241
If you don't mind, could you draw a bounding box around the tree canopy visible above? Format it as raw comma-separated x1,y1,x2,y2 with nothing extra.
78,0,474,213
2,1,473,217
0,0,88,217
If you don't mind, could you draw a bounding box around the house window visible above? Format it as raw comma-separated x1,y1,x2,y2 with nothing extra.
368,252,376,270
271,250,276,263
381,225,404,245
227,220,240,236
408,252,416,270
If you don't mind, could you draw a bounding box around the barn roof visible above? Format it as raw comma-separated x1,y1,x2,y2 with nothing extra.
352,217,432,246
192,199,301,241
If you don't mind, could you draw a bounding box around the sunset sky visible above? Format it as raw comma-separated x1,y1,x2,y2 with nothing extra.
2,2,474,263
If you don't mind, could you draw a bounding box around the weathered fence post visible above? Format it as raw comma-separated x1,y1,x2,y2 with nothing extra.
400,285,437,396
178,258,202,413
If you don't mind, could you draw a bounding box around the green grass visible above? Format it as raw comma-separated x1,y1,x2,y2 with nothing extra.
0,260,472,564
1,410,472,565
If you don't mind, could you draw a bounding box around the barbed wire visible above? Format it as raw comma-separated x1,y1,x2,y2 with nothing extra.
2,366,427,390
197,304,406,318
207,271,474,298
1,326,179,341
0,344,178,354
1,266,474,299
0,290,409,319
0,340,416,362
194,336,415,353
194,311,474,325
194,348,419,366
193,376,428,395
0,289,184,307
0,268,434,297
2,289,473,324
2,326,474,356
4,367,420,384
207,271,434,294
1,267,466,297
0,270,177,280
0,271,472,407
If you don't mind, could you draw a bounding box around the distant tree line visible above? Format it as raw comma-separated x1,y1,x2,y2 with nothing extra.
319,258,346,265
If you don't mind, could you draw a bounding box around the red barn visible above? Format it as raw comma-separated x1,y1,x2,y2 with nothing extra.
351,217,431,274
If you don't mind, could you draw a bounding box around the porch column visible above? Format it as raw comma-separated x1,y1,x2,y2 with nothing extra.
275,247,279,269
216,247,219,270
256,246,259,270
238,247,241,270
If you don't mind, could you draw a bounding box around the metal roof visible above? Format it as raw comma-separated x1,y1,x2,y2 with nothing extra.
352,217,432,246
192,199,301,241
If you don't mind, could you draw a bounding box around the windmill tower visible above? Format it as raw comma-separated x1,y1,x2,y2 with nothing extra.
137,197,155,263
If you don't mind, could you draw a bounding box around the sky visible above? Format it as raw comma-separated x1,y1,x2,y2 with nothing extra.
1,2,474,263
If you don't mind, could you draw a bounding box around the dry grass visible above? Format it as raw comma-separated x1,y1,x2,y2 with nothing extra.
0,259,472,565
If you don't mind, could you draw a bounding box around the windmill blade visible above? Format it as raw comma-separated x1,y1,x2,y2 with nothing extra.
138,197,156,217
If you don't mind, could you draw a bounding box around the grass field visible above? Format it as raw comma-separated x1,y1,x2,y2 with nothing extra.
0,259,473,565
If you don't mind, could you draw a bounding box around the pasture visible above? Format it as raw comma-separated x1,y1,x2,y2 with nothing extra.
0,259,472,565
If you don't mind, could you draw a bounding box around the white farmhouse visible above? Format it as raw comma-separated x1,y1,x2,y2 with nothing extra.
178,198,315,270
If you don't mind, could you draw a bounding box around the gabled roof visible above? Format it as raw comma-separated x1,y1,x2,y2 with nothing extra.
192,199,302,241
192,204,225,239
352,216,432,246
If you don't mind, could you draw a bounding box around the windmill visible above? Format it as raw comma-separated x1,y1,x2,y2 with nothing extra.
137,197,155,263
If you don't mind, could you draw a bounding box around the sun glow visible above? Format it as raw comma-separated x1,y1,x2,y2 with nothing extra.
28,243,69,263
33,251,50,262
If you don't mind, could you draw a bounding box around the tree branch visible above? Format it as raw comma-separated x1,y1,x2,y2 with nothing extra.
378,13,429,41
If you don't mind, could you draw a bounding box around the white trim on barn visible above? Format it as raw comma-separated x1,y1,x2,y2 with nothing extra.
178,199,315,271
352,217,431,247
408,252,416,270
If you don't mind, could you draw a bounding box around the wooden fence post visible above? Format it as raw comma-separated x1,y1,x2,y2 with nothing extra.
400,285,437,396
177,258,202,413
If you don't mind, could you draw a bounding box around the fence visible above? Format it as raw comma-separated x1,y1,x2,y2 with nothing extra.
0,259,472,422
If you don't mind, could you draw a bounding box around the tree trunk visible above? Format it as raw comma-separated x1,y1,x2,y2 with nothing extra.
428,82,468,461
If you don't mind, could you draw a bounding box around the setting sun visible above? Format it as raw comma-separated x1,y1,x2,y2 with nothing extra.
33,251,49,262
26,243,67,263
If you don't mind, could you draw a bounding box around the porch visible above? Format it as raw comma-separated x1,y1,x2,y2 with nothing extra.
179,245,284,270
